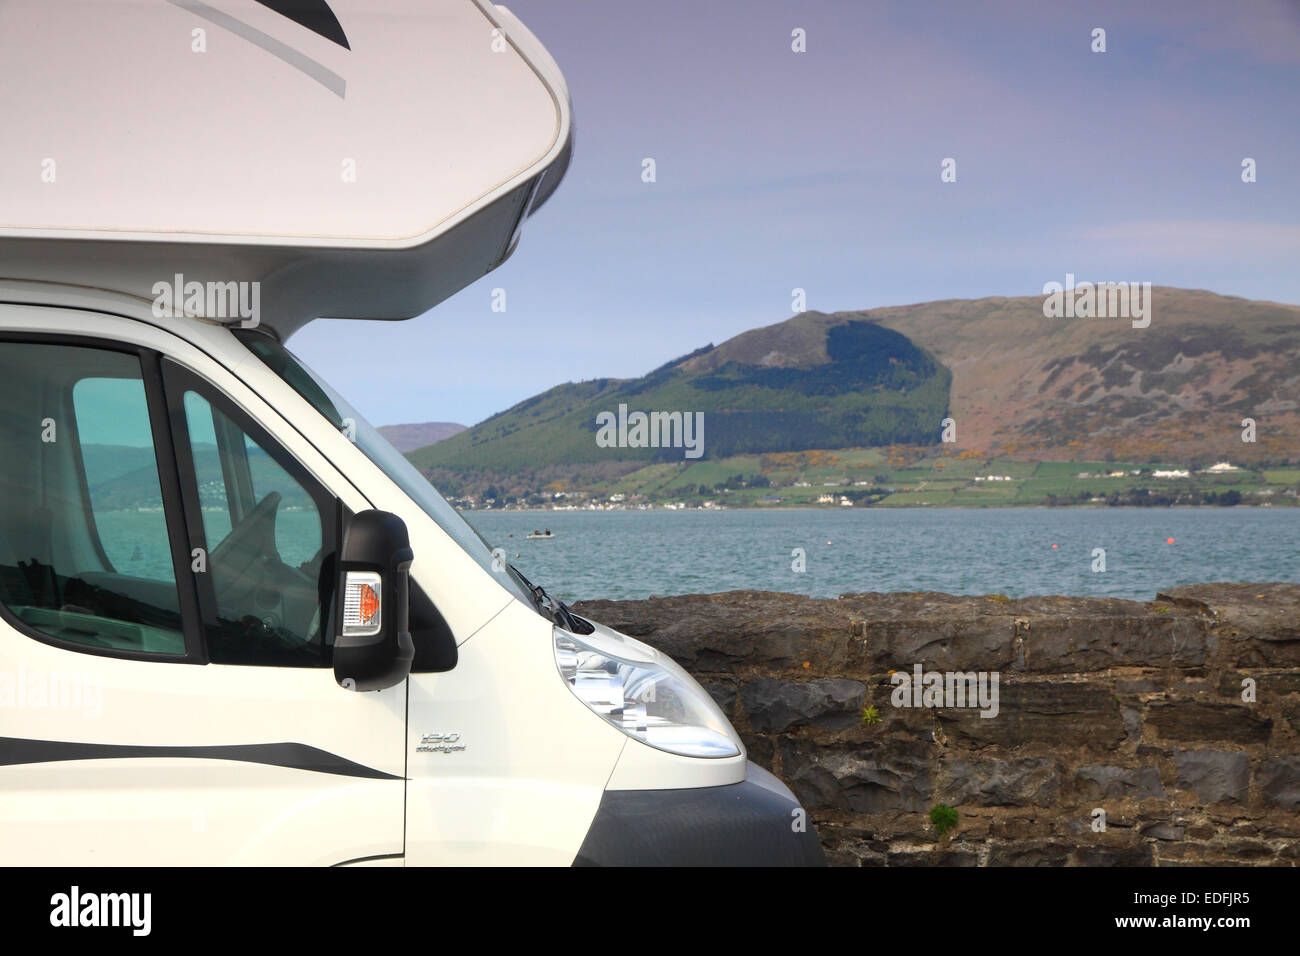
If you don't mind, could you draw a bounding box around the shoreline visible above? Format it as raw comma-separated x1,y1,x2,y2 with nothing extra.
465,502,1299,514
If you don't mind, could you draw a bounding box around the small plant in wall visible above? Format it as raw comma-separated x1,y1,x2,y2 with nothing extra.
861,705,882,725
930,804,959,838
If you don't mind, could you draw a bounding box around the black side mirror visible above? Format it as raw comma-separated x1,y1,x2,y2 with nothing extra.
333,510,415,691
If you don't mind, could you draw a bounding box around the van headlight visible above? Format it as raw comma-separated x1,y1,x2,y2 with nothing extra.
553,626,741,758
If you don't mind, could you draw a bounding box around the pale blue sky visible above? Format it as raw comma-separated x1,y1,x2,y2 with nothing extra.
291,0,1300,429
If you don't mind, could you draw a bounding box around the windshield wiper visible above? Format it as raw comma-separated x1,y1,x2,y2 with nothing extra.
509,564,582,631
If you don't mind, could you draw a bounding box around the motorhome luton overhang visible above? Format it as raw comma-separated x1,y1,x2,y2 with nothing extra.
0,0,572,339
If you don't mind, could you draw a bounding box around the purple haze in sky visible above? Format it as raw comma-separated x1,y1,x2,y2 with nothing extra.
291,0,1300,428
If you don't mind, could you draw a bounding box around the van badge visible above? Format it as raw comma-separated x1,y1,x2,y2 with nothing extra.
417,733,466,754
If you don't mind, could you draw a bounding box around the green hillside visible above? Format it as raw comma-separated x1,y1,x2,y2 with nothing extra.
413,320,952,473
406,288,1300,504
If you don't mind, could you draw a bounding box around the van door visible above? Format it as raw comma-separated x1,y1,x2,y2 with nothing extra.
0,334,405,865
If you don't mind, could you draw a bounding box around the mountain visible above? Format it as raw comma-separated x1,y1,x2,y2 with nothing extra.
858,287,1300,462
411,317,951,473
409,288,1300,487
377,421,467,453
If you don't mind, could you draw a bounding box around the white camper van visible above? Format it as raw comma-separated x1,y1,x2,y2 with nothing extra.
0,0,823,865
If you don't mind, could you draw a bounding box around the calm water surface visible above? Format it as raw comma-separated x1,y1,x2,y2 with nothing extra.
471,507,1300,604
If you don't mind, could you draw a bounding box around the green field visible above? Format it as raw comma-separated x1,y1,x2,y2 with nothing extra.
502,451,1300,510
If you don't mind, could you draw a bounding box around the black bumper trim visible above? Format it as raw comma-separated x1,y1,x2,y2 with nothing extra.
574,761,826,867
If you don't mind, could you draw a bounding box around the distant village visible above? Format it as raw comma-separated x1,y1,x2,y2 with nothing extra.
444,461,1282,512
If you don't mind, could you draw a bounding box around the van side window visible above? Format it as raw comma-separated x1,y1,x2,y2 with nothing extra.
73,377,177,584
0,343,186,655
173,381,335,666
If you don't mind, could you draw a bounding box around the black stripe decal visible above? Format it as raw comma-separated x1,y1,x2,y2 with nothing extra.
252,0,351,50
0,737,400,780
166,0,348,99
332,853,404,867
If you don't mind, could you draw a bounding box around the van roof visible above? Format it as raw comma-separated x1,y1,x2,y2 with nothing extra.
0,0,571,339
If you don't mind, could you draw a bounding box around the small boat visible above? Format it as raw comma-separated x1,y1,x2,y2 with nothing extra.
526,530,556,540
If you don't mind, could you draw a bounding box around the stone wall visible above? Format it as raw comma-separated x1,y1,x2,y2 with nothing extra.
572,582,1300,866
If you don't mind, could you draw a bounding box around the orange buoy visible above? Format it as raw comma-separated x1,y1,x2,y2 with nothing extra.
1167,537,1175,544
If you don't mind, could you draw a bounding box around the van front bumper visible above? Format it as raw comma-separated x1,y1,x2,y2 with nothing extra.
573,761,826,866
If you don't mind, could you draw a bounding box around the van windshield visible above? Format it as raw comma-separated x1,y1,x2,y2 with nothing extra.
235,333,533,606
